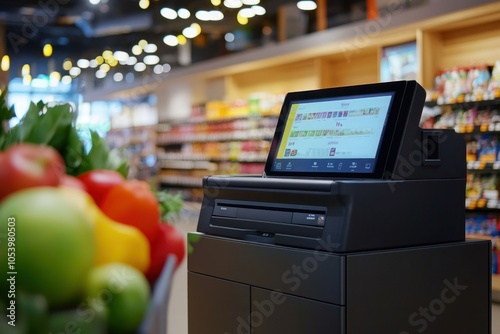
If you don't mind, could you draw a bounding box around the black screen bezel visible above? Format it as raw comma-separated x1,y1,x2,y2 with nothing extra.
264,81,411,179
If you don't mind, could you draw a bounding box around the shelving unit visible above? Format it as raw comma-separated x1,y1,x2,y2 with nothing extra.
156,111,279,200
106,125,157,182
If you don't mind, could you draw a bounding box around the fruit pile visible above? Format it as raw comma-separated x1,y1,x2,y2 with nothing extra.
0,94,185,333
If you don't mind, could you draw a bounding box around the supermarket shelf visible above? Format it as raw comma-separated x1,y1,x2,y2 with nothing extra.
158,154,268,163
425,97,500,109
157,129,275,145
468,161,500,173
158,114,279,128
159,176,203,188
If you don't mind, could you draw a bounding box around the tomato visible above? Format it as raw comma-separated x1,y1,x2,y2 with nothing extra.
77,169,124,206
146,223,186,282
0,143,65,201
100,180,160,243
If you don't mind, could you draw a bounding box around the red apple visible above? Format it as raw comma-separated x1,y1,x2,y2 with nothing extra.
77,169,124,206
0,143,66,201
146,223,186,283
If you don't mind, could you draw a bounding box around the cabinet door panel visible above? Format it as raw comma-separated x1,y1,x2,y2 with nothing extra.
188,272,250,334
251,287,345,334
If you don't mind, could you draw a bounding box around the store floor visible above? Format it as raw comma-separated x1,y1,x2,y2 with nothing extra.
167,205,500,333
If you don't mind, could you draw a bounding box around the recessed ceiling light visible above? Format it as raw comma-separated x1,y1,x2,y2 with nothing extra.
113,72,124,82
132,45,143,56
69,67,81,77
252,5,266,15
63,59,72,71
153,64,164,74
134,62,146,72
144,55,160,65
77,59,90,69
209,10,224,21
1,55,10,72
178,8,190,19
61,75,72,85
224,0,242,9
297,0,317,10
242,0,259,5
89,0,100,5
127,56,138,65
163,35,179,47
95,70,106,79
144,43,158,53
195,10,210,21
160,7,177,20
239,8,255,18
114,51,129,62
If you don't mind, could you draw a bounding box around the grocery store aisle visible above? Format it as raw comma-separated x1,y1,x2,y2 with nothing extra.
166,204,500,333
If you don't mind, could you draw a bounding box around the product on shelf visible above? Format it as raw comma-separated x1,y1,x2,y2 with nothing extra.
430,61,500,104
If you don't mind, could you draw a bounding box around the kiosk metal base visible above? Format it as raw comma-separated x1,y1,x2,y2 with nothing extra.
188,234,491,334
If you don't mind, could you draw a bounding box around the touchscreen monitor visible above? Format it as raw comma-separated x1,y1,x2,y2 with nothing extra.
264,81,419,179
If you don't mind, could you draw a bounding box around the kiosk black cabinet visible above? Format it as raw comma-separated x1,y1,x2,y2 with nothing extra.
187,81,492,334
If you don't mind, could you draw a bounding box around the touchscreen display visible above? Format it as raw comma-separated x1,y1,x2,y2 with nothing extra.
269,92,395,175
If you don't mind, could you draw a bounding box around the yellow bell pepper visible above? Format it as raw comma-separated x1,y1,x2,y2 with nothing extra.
60,187,150,273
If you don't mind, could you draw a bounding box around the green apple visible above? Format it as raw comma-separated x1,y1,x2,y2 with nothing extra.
84,263,150,334
0,187,95,308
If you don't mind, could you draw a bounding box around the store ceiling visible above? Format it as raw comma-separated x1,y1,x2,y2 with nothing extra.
0,0,368,88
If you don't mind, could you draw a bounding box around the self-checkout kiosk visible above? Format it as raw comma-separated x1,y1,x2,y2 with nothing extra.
187,81,491,334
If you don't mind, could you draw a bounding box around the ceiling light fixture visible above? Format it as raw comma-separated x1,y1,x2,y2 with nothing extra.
178,8,190,19
113,72,124,82
127,56,138,65
237,12,248,25
89,0,100,5
134,62,147,72
211,0,221,5
163,64,172,73
89,59,98,68
138,39,148,48
164,35,179,46
209,10,224,21
139,0,149,9
114,51,129,62
153,64,164,74
23,75,32,86
61,75,72,85
297,0,317,10
95,70,106,79
22,64,30,76
224,0,242,9
177,35,187,45
144,43,158,53
144,55,160,65
43,44,53,57
160,7,178,20
62,59,72,71
131,45,143,56
252,5,266,15
1,55,10,72
100,63,111,72
239,8,255,18
242,0,259,5
69,67,81,77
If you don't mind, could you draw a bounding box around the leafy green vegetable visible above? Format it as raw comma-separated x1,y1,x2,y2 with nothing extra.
0,93,128,177
156,190,184,222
